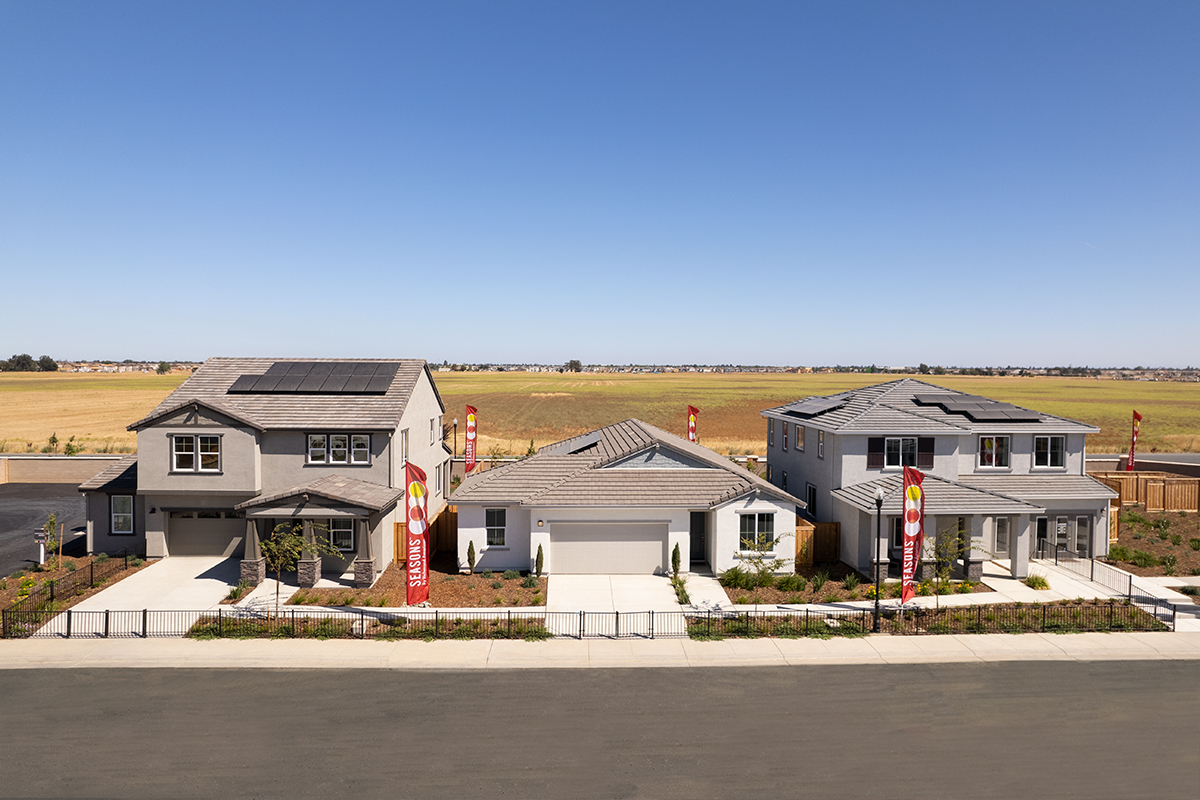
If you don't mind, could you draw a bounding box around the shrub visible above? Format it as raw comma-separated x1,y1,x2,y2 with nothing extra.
755,570,775,588
1163,554,1178,576
493,597,504,605
811,570,829,593
491,581,503,590
225,579,251,601
775,574,807,593
443,575,456,582
481,569,493,579
467,541,476,573
65,562,77,573
1024,574,1050,590
520,575,538,589
719,566,752,590
955,581,974,594
1170,534,1182,547
1108,544,1131,562
1190,538,1200,551
1132,531,1144,540
502,569,520,580
1177,585,1199,596
917,581,933,597
1131,550,1159,568
95,553,109,563
536,544,544,578
130,557,144,568
671,542,681,579
935,583,952,595
736,595,751,605
842,572,861,591
670,574,690,604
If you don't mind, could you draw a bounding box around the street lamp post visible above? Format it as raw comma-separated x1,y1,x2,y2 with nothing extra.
453,418,458,458
873,486,885,633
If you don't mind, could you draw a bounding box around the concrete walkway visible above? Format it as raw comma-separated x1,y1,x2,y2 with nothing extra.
2,630,1198,669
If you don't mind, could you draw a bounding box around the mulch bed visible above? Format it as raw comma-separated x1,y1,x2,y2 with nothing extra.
288,553,548,608
2,554,154,612
1103,507,1200,577
719,562,993,605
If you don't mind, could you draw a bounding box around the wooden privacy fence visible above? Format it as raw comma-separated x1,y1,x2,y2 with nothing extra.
795,519,840,567
393,505,458,563
1092,472,1200,512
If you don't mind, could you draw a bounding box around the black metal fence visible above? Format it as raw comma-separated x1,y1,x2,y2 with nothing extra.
8,552,131,616
1,600,1172,640
1035,540,1175,622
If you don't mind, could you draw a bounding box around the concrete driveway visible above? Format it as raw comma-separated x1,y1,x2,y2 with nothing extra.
547,574,680,612
69,557,239,611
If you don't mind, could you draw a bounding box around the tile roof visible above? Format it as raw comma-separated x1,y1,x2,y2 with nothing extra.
762,378,1099,434
832,474,1044,516
235,474,403,512
957,474,1118,501
453,419,805,509
130,357,436,432
78,455,138,493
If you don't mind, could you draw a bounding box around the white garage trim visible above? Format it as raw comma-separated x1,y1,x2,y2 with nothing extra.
549,522,669,574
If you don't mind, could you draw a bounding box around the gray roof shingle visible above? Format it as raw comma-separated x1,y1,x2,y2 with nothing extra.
130,357,436,432
235,474,403,512
957,474,1118,501
832,474,1045,515
78,455,138,493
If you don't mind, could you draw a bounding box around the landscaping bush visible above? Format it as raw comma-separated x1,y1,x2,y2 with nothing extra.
95,553,109,563
955,581,974,594
130,557,144,568
1163,554,1178,576
481,569,493,579
810,569,829,593
719,566,756,591
843,571,861,591
520,575,538,589
1170,534,1182,547
1176,585,1199,596
467,541,476,573
1131,550,1159,568
225,579,251,602
775,574,807,592
490,581,503,590
1024,574,1050,590
755,569,775,588
65,562,77,573
1107,544,1131,562
502,569,520,580
1190,538,1200,551
535,544,544,578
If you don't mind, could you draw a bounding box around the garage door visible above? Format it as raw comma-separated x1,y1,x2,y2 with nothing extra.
169,517,246,557
550,523,668,574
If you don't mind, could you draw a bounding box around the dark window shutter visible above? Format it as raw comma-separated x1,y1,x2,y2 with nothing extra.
867,437,884,469
917,437,935,469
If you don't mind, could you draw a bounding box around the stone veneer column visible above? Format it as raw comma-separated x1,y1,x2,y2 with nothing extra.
240,558,266,585
297,559,321,588
353,558,377,588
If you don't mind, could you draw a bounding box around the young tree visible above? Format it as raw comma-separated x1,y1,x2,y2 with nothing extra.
735,525,793,587
156,361,172,375
42,513,59,568
259,522,345,615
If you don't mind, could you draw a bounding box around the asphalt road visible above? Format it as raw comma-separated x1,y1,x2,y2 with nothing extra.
0,662,1195,799
0,483,86,576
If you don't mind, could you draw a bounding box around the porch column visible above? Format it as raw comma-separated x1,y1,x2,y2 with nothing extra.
963,515,985,581
869,513,889,584
917,514,938,581
1011,515,1031,579
298,519,320,588
240,519,266,586
354,518,377,588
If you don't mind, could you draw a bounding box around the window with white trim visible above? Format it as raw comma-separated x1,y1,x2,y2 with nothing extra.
1075,516,1090,556
111,495,134,535
768,419,775,447
891,517,903,549
817,430,825,459
486,508,506,546
994,517,1009,555
172,435,220,472
766,464,773,482
328,519,354,551
796,425,804,452
1034,436,1065,468
806,483,817,517
782,423,788,452
401,428,409,464
978,436,1010,468
307,433,371,465
885,437,917,468
435,461,443,495
739,513,775,551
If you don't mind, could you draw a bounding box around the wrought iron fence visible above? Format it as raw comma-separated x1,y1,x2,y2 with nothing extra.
1035,540,1175,622
2,600,1171,640
8,551,131,615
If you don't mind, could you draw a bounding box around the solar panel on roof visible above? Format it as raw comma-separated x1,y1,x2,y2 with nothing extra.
319,375,349,393
297,373,328,392
228,361,400,394
286,362,313,375
264,362,292,376
228,375,260,392
331,362,357,376
364,375,393,393
309,362,334,376
783,396,847,417
343,375,371,392
273,375,305,392
353,362,376,376
251,375,283,392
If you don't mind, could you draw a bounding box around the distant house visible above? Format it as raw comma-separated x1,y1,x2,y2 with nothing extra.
761,379,1116,581
452,419,805,575
79,358,451,588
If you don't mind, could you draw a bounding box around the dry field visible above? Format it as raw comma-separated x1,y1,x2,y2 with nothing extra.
2,370,1198,456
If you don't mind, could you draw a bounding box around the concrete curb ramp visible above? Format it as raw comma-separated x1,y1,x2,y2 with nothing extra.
2,631,1199,670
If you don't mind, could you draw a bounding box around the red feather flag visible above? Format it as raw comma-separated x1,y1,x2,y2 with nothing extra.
464,405,478,473
1126,410,1142,471
900,467,925,604
405,462,430,605
687,406,699,442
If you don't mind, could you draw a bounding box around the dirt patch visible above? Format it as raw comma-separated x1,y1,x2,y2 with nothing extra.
2,554,154,611
718,562,992,605
1104,507,1200,577
288,554,548,608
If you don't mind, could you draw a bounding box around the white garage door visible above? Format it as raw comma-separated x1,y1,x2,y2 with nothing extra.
169,517,246,557
550,523,668,574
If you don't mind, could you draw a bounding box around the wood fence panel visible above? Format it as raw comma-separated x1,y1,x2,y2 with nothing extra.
812,522,840,563
1145,481,1165,512
393,522,406,564
1164,480,1199,512
1109,500,1119,544
794,518,815,568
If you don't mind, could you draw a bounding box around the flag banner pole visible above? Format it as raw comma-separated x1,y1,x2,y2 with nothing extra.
1126,410,1142,472
464,405,478,473
687,406,699,443
405,462,430,606
900,466,925,605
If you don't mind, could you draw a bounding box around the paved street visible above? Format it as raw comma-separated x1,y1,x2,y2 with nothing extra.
0,662,1195,799
0,483,85,576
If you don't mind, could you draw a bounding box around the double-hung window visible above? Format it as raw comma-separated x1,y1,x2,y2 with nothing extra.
817,430,824,459
308,434,327,463
172,435,220,472
486,508,506,546
885,437,917,468
739,513,775,551
111,495,134,535
1034,436,1065,468
869,437,934,470
768,419,775,447
307,433,371,465
328,519,354,551
351,434,370,464
329,435,349,464
795,425,805,451
978,436,1011,468
782,423,788,452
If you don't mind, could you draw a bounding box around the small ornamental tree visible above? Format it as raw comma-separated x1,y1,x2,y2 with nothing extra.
42,512,59,567
671,542,681,579
260,521,344,615
535,544,544,578
467,540,476,573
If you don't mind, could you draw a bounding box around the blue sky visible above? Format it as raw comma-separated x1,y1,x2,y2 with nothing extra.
2,2,1196,367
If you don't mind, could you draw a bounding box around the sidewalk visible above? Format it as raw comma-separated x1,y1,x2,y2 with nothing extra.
2,630,1198,670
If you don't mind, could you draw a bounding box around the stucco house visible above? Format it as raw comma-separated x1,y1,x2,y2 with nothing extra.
452,419,805,575
79,358,451,588
760,379,1117,581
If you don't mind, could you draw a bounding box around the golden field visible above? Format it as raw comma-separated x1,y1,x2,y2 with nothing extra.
2,370,1198,456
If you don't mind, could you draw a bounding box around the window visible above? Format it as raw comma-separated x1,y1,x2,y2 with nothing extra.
796,425,805,451
817,430,824,459
486,508,506,546
351,435,370,464
430,417,437,446
739,513,775,550
891,517,903,548
768,419,775,447
868,437,934,470
767,464,773,482
1034,436,1066,468
1075,516,1090,556
1035,516,1048,541
1054,516,1069,548
978,436,1010,468
308,433,371,465
401,429,409,463
886,437,917,468
111,495,133,535
172,435,220,472
806,483,817,517
328,519,354,551
995,517,1009,555
329,434,349,464
782,423,788,452
435,461,443,495
781,470,788,492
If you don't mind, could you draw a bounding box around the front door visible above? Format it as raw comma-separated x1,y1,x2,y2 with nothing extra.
689,511,707,564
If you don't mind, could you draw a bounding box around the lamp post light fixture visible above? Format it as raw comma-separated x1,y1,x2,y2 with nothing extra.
873,486,885,633
453,418,458,458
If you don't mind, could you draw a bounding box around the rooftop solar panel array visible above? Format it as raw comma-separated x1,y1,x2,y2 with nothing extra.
911,393,1041,422
781,396,848,417
228,361,400,394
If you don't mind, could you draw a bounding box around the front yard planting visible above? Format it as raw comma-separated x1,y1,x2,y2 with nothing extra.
718,562,989,605
1104,506,1200,577
188,611,550,641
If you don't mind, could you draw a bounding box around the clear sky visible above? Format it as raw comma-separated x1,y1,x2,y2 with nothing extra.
1,2,1197,367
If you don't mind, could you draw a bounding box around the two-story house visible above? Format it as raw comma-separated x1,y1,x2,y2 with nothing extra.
79,358,451,589
761,379,1117,581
